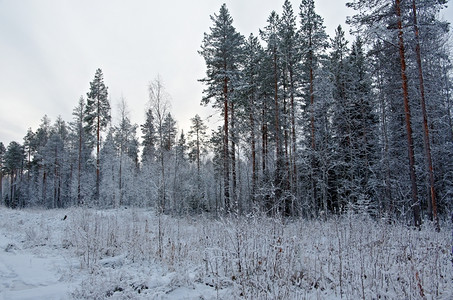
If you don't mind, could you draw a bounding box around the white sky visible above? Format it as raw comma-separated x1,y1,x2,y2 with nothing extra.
0,0,452,146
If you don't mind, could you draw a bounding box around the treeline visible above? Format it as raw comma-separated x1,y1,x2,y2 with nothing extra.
1,0,452,225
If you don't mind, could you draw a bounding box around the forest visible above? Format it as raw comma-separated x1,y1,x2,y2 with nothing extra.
1,1,453,299
1,0,452,228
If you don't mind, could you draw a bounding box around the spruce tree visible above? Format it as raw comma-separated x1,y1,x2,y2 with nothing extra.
162,113,177,152
141,108,157,163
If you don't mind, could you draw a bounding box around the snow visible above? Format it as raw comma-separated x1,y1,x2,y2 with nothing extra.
0,207,452,299
0,216,74,300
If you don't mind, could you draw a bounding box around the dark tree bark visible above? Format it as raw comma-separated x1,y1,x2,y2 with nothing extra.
411,0,439,230
223,76,231,213
396,0,421,227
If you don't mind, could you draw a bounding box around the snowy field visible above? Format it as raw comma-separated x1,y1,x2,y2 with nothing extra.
0,207,451,299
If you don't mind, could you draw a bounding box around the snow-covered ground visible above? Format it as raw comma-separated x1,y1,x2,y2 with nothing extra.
0,207,451,299
0,209,75,300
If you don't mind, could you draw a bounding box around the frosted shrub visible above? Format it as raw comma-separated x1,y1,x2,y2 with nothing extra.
63,208,452,299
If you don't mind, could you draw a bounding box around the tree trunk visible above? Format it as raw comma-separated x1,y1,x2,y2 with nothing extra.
273,45,282,215
396,0,421,227
444,63,453,143
289,66,298,200
10,171,14,207
231,101,237,213
412,0,439,230
42,170,47,207
262,106,268,174
309,42,318,214
77,127,82,205
119,153,122,207
250,96,257,203
223,76,230,213
283,88,291,215
96,103,100,202
54,147,58,209
0,169,3,202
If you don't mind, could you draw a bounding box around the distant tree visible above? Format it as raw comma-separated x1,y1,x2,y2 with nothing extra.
34,115,51,206
23,128,36,178
99,129,118,207
0,142,5,201
141,108,157,163
43,132,65,208
148,76,171,212
188,114,208,175
114,98,139,206
173,130,190,214
162,113,177,152
188,114,208,210
3,141,24,207
70,96,92,205
84,68,110,201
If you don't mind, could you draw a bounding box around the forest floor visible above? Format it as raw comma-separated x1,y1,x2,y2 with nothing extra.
0,207,451,299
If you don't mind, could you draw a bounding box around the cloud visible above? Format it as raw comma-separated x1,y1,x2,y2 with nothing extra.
1,0,450,145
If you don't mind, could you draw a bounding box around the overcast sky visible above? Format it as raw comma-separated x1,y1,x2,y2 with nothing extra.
0,0,452,146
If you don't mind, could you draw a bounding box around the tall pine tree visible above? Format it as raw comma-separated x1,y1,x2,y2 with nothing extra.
199,4,244,213
84,68,110,202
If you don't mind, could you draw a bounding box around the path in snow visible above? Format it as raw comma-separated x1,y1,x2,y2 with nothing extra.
0,234,71,300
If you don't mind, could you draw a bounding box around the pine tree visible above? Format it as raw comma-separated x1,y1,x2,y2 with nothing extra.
43,132,65,208
279,0,300,200
346,0,452,225
188,114,208,210
416,3,453,219
261,11,285,215
199,3,244,213
240,34,263,204
410,0,446,229
299,0,329,216
188,114,208,175
35,115,51,206
71,97,91,205
84,68,110,201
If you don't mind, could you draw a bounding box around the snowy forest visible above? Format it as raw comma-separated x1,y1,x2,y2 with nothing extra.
2,0,452,225
1,0,453,299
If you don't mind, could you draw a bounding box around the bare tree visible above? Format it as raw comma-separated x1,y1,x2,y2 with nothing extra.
148,76,171,212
